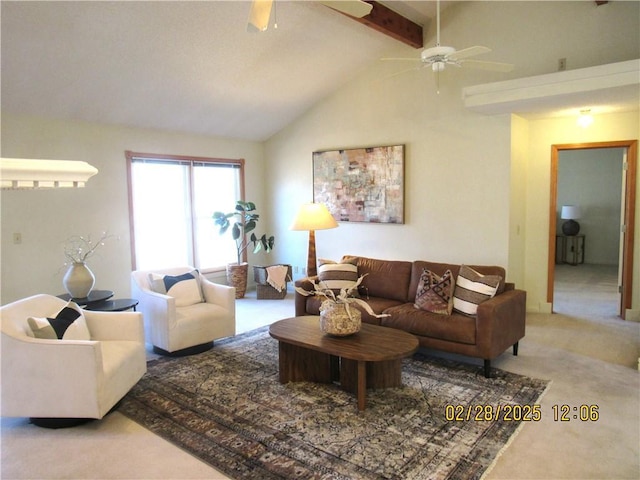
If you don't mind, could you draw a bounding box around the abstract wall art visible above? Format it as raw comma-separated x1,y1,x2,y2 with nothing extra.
313,145,404,224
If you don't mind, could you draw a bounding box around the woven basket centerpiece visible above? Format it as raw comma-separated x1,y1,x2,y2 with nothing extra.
319,302,361,336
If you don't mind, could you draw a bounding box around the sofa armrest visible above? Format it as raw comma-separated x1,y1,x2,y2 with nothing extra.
475,289,526,358
84,310,145,342
294,277,317,316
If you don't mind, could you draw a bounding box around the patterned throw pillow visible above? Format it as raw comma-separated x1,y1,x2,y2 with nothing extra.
453,265,502,316
27,301,91,340
317,259,359,297
149,270,204,307
414,269,455,315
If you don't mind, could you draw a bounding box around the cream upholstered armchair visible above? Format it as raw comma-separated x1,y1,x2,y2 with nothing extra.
131,266,236,356
1,294,146,427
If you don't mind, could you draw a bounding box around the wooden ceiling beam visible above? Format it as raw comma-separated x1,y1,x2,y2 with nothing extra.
349,1,423,49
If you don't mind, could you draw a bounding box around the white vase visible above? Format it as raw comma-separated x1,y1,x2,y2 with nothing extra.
320,302,362,336
62,262,95,298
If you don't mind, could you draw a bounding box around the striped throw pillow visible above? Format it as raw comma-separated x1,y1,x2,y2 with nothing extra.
318,259,359,296
453,265,501,316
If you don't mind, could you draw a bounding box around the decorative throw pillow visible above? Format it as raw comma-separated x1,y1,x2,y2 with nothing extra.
149,270,204,307
27,301,91,340
317,259,359,297
414,269,455,315
453,265,502,316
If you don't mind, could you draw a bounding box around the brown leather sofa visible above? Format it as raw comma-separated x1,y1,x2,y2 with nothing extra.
295,255,526,378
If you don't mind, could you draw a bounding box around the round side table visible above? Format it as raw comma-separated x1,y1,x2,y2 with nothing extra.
57,289,114,307
84,298,139,312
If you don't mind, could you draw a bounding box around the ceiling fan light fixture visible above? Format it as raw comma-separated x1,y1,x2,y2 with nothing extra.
421,45,455,62
247,0,273,32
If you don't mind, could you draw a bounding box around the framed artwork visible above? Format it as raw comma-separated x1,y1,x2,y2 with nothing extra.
313,145,404,224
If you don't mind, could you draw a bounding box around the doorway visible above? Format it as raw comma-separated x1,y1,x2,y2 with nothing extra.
547,140,637,319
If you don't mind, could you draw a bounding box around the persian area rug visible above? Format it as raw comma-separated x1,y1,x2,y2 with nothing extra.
118,326,549,480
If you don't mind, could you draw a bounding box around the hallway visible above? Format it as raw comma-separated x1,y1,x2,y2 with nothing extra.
553,263,619,318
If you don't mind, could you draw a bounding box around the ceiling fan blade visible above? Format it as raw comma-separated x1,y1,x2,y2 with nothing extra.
447,45,491,61
385,65,426,79
380,57,422,62
247,0,273,32
461,59,515,72
320,1,373,18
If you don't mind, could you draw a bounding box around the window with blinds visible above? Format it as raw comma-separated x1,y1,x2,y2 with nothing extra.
126,151,244,271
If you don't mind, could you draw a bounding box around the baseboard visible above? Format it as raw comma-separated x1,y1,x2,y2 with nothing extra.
526,302,552,314
625,309,640,322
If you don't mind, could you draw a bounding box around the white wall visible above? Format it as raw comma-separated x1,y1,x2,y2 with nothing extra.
263,1,640,316
557,148,624,265
265,68,513,274
1,114,265,304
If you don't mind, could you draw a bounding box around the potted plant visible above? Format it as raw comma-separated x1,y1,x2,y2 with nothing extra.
213,200,275,298
295,275,388,336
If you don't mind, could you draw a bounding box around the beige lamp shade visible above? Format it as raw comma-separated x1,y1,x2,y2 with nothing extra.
290,203,338,277
290,202,338,231
1,158,98,189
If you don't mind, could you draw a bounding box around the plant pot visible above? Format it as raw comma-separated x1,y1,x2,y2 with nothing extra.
226,262,249,299
62,262,95,298
320,302,361,336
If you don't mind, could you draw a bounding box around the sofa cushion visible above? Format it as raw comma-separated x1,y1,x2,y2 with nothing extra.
342,255,412,303
409,261,506,300
27,301,91,340
149,270,203,307
317,258,359,297
453,265,502,316
414,269,455,315
382,303,476,345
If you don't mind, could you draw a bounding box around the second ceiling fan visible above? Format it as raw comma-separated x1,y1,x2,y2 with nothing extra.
384,0,514,90
247,0,373,32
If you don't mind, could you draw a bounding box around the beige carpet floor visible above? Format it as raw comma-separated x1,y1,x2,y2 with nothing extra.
2,267,639,479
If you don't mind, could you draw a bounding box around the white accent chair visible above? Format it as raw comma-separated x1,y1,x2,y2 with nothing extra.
131,267,236,356
1,294,147,427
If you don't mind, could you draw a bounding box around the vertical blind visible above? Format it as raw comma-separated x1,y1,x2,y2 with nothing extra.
128,155,243,271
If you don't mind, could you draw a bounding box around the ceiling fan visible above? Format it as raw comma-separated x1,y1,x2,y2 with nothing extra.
383,0,514,90
247,0,373,32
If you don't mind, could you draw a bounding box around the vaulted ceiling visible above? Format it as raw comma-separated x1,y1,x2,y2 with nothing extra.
2,1,637,143
1,1,437,142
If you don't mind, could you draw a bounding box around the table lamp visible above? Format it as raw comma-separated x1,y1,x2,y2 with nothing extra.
290,202,338,277
561,205,582,236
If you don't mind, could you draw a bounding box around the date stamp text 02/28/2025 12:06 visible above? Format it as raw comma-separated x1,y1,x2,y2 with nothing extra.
444,404,600,423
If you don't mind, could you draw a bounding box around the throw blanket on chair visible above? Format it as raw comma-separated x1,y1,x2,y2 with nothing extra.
266,265,289,292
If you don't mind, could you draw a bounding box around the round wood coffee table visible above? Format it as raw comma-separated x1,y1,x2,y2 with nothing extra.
269,316,419,411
